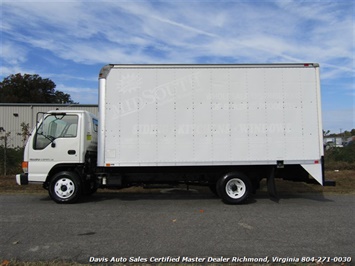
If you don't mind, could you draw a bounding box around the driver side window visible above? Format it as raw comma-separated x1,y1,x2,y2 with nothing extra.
34,114,78,150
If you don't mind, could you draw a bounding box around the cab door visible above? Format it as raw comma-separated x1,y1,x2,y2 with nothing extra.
28,114,81,182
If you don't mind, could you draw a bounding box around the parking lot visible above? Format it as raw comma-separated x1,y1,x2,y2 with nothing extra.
0,188,354,264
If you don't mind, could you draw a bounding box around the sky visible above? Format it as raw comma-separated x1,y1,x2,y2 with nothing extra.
1,0,354,133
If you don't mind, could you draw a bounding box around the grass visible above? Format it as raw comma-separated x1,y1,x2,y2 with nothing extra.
274,170,355,194
0,177,45,194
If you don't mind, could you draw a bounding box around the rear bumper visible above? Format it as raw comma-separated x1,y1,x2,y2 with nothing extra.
16,173,28,185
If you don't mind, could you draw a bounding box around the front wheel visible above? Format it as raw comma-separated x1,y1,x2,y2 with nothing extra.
217,172,252,204
49,171,82,204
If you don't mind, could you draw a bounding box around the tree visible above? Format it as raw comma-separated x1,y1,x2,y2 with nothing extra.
17,122,31,147
0,131,11,175
323,130,330,137
0,73,77,103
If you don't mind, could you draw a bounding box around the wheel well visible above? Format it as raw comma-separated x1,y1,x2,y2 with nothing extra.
43,164,84,189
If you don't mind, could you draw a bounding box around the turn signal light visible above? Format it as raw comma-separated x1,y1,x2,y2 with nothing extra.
22,161,28,173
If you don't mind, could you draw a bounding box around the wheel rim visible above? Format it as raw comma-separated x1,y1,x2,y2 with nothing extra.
225,178,246,199
54,178,75,199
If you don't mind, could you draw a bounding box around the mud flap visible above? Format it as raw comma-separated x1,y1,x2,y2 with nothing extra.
267,167,279,202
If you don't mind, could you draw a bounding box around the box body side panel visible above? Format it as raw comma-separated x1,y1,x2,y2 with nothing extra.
101,65,322,167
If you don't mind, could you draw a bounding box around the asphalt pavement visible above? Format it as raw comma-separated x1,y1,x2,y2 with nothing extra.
0,189,354,264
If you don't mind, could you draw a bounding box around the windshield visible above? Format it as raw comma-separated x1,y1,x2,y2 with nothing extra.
34,114,78,150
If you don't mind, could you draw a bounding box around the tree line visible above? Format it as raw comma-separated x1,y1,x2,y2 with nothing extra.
0,73,76,103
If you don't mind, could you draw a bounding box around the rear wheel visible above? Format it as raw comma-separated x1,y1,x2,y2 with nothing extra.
217,172,252,204
49,171,82,204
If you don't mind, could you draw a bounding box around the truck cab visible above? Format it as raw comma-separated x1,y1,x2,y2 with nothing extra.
16,110,98,203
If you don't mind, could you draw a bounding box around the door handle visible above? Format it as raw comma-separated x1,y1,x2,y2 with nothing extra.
68,150,76,155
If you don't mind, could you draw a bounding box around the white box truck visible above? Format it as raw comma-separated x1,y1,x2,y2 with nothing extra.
16,64,335,204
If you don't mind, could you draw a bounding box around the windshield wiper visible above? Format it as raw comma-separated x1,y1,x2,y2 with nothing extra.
38,132,56,142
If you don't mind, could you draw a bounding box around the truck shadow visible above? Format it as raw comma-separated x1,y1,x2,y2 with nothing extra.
84,187,219,203
38,190,333,204
254,191,333,203
38,180,334,204
254,179,334,203
76,181,334,204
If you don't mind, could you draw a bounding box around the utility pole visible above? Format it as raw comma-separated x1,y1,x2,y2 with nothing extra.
4,132,7,176
0,127,5,175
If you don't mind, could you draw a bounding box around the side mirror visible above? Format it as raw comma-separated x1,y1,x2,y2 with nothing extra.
51,141,56,148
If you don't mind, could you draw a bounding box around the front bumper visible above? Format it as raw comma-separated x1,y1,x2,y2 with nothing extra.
16,173,28,185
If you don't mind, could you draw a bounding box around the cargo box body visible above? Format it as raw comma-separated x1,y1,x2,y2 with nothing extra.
98,64,324,184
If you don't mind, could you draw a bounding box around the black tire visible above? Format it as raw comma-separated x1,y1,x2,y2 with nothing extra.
217,172,252,204
49,171,82,204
